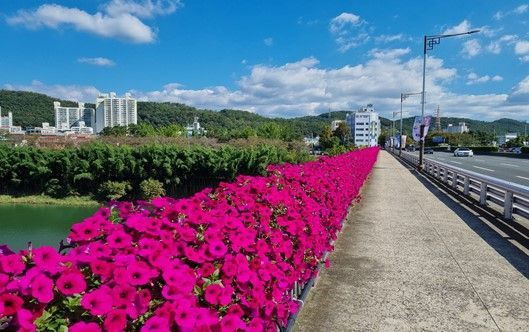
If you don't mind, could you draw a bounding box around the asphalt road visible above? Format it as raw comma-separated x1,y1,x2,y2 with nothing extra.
411,151,529,187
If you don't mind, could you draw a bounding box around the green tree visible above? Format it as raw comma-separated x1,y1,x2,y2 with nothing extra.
139,179,166,200
333,122,350,145
320,125,339,150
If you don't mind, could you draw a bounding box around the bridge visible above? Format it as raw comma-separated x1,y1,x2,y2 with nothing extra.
294,150,529,331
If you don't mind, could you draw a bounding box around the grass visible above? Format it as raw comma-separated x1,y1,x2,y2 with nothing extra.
0,195,100,207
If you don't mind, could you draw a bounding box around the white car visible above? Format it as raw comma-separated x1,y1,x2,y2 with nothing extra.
454,147,474,157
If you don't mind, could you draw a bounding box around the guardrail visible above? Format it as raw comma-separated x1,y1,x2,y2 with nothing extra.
394,150,529,221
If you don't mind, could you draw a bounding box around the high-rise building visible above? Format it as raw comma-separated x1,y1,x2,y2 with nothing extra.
54,101,95,131
346,104,380,147
95,92,137,133
0,109,13,129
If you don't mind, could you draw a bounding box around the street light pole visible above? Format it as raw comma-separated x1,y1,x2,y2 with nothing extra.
418,29,479,170
400,92,422,156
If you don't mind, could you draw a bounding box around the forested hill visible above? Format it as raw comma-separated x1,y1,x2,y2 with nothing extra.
0,90,526,136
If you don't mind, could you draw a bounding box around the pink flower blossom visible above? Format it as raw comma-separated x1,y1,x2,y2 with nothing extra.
104,309,127,332
32,246,61,274
0,293,23,316
81,288,113,315
56,270,86,296
0,254,25,275
140,316,170,332
69,321,102,332
31,274,54,303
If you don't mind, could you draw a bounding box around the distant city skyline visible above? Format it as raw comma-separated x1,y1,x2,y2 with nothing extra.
1,1,529,120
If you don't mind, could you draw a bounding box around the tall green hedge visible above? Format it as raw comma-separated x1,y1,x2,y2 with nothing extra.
0,143,312,200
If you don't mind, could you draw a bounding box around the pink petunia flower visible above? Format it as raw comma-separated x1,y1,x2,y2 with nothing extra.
32,246,61,274
31,273,54,303
140,316,170,332
0,254,26,275
104,309,127,332
56,270,86,296
207,240,228,258
69,321,102,332
0,293,23,316
81,288,113,316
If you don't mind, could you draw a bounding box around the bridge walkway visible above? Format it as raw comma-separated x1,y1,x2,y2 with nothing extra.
294,150,529,331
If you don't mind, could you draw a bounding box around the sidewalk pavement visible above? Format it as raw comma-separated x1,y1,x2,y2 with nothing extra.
294,150,529,331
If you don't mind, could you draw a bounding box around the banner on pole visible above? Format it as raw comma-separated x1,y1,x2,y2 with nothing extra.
400,134,407,148
412,116,432,141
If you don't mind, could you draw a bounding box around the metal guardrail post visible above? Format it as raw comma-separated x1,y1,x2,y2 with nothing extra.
464,177,470,195
397,150,529,221
480,183,488,205
504,191,514,220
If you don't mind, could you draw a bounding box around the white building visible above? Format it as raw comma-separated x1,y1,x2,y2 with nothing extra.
346,104,380,147
71,121,94,135
498,133,518,146
0,109,24,134
95,92,137,133
444,122,469,134
0,110,13,129
331,120,344,131
41,122,57,135
186,116,205,137
54,101,95,131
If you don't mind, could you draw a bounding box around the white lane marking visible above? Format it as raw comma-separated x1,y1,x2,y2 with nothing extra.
473,166,494,172
437,157,446,161
474,159,485,162
516,175,529,181
500,162,519,167
448,160,462,165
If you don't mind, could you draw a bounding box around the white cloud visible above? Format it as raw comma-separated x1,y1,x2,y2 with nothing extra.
3,80,100,102
487,34,518,54
520,55,529,62
443,20,472,35
492,75,504,82
494,4,529,20
103,0,182,18
6,3,157,43
466,73,503,85
374,34,405,43
462,39,481,58
368,48,410,60
442,20,494,38
263,37,273,47
514,40,529,54
329,12,369,52
6,53,529,120
77,57,115,67
514,4,529,14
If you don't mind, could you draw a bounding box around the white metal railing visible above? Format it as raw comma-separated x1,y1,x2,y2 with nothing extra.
395,150,529,220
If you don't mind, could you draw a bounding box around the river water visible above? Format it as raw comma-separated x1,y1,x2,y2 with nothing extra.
0,204,97,251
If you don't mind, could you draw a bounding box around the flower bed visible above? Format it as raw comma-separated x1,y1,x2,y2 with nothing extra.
0,147,379,332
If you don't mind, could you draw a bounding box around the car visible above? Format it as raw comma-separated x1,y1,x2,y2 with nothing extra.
405,144,416,152
454,147,474,157
424,148,434,154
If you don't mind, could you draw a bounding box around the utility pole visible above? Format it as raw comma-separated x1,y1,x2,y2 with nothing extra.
419,29,479,170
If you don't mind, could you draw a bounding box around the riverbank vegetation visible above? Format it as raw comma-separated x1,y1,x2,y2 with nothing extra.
0,195,99,206
0,142,312,202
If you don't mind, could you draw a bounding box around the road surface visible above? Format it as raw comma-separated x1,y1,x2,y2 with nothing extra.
410,151,529,187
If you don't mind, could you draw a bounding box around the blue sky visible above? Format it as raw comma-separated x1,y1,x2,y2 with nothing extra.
1,1,529,120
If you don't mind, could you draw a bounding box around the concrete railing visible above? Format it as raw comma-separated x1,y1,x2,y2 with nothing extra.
395,150,529,220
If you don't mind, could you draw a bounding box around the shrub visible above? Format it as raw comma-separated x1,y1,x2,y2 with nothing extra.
522,146,529,154
139,179,166,200
0,148,379,331
97,181,131,201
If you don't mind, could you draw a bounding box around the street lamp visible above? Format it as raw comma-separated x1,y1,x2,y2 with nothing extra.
400,92,422,156
418,29,480,169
